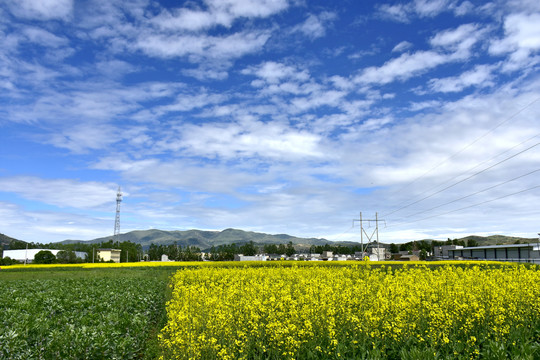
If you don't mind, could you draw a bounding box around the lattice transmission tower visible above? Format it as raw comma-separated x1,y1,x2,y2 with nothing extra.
114,186,122,240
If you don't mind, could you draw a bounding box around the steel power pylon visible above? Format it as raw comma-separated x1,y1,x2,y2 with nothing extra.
114,186,122,240
353,212,385,260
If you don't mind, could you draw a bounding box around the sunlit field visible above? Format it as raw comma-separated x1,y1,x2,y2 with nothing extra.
2,261,540,359
159,263,540,359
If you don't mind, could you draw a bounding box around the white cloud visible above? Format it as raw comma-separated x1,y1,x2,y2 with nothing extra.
166,120,325,160
291,12,336,40
490,13,540,71
428,64,496,93
208,0,290,18
453,1,474,16
355,50,447,85
136,30,271,60
5,0,73,20
182,66,229,81
290,89,348,113
409,100,442,111
46,123,121,153
95,59,138,79
429,23,486,59
430,23,478,48
0,177,117,209
21,27,69,47
355,24,486,86
414,0,451,17
92,157,259,194
377,0,453,22
156,92,227,113
152,0,290,31
242,61,310,84
377,3,412,23
392,40,413,52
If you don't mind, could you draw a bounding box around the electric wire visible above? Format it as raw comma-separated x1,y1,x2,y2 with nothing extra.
392,168,540,222
387,96,540,198
387,184,540,228
383,141,539,217
317,224,354,243
382,132,540,217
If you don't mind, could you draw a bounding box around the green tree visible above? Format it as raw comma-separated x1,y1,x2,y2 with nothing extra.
0,256,18,265
390,243,399,254
285,241,295,256
399,243,412,252
467,238,479,247
240,241,257,256
56,250,77,263
263,244,279,254
33,250,56,264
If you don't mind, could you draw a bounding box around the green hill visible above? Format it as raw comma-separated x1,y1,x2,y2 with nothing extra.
60,228,330,250
0,233,24,247
459,235,537,246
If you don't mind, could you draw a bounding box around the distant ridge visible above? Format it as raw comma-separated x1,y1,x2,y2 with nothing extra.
59,228,332,250
2,230,537,250
458,235,537,246
0,233,21,247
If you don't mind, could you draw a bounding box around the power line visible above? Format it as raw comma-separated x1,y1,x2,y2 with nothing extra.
388,184,540,228
383,132,540,216
392,168,540,222
386,96,540,203
383,141,539,217
328,225,355,241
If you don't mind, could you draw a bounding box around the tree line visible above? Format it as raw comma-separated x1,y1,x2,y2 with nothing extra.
2,239,143,264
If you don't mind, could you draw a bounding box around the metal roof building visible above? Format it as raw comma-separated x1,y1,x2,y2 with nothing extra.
2,249,87,263
448,243,540,263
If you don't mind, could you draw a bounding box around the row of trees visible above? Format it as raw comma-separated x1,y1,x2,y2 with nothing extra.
3,236,501,265
309,243,366,255
147,243,202,261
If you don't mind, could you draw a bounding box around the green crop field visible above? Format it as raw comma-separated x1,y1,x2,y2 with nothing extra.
2,262,540,359
0,266,179,360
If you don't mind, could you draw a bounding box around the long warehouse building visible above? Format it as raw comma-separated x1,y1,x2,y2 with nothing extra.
448,243,540,263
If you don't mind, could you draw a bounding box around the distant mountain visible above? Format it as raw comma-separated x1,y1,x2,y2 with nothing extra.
59,228,331,250
17,229,539,250
0,233,24,247
459,235,537,246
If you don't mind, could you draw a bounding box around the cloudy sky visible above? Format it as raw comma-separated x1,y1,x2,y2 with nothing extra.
0,0,539,244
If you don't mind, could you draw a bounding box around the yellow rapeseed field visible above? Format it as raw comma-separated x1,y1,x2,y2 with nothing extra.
159,263,540,359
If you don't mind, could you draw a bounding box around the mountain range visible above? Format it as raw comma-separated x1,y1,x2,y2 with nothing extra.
2,229,537,251
59,228,336,251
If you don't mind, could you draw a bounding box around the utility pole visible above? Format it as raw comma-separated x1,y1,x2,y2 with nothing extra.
114,186,122,241
353,212,386,261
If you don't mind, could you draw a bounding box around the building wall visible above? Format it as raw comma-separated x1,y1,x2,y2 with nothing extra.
234,255,268,261
3,249,87,262
449,244,540,263
97,249,121,263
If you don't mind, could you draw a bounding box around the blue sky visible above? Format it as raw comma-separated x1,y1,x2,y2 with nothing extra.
0,0,539,244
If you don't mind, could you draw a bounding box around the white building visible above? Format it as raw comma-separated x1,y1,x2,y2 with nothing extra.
369,247,386,261
3,249,87,263
234,254,268,261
